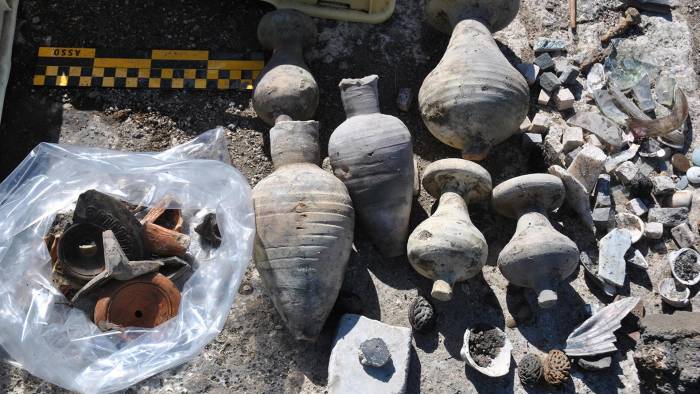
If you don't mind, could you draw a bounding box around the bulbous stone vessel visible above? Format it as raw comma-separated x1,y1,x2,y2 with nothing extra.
492,174,579,309
419,0,529,160
407,159,492,301
253,9,319,125
329,75,414,257
252,120,355,340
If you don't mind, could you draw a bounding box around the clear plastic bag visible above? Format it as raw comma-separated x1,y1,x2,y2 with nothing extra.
0,127,255,393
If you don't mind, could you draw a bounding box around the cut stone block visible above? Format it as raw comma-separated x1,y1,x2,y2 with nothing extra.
534,52,555,71
559,65,580,85
644,222,663,239
520,117,532,132
516,63,540,86
328,314,412,394
539,72,561,92
627,198,648,216
595,174,612,208
565,146,583,167
562,126,584,153
537,90,551,106
586,134,604,149
614,161,639,185
522,133,543,149
543,126,565,164
534,37,566,53
529,112,549,133
647,207,689,227
593,207,613,231
549,165,595,231
671,222,696,248
598,228,632,287
689,190,700,232
567,144,606,193
554,88,576,110
611,185,630,211
652,175,675,196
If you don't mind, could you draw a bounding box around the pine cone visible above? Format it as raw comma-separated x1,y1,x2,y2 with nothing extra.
543,349,570,385
518,353,543,386
408,295,435,332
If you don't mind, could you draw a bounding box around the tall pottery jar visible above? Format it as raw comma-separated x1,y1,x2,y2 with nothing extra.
418,0,529,160
252,120,355,340
329,75,414,257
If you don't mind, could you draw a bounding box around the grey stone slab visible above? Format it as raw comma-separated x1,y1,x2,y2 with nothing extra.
568,112,623,149
598,228,632,287
648,207,689,227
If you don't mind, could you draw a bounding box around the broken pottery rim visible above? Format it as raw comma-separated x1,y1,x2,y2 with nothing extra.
615,212,645,243
460,325,512,377
658,277,690,308
668,248,700,286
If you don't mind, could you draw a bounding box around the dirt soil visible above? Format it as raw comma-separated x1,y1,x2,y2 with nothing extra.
468,327,506,367
1,0,700,393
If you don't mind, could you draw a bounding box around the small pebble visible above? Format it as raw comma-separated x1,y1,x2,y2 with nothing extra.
687,167,700,183
676,176,689,190
358,338,391,368
692,149,700,166
672,153,691,173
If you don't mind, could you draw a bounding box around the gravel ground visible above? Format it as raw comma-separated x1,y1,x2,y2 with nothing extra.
1,0,699,393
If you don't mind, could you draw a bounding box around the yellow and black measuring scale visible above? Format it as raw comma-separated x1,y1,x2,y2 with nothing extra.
33,47,265,90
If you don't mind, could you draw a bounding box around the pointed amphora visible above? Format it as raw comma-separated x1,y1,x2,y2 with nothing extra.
329,75,414,257
253,120,355,340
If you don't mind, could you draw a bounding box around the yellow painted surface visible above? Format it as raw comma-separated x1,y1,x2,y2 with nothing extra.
151,49,209,60
208,60,264,70
94,58,151,68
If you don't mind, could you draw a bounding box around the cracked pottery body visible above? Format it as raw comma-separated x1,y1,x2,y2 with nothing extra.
329,75,414,257
252,120,355,340
253,9,319,125
407,159,492,301
492,174,579,308
419,0,528,160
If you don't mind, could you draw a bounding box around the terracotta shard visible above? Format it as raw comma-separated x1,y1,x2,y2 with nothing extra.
143,222,190,257
94,272,181,329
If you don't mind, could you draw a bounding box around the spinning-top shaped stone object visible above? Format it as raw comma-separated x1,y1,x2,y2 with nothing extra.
253,9,319,125
492,174,579,309
418,0,529,160
253,120,355,341
407,159,492,301
329,75,414,257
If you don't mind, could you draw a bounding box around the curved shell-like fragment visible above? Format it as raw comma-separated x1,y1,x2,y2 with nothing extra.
564,297,640,357
461,326,512,377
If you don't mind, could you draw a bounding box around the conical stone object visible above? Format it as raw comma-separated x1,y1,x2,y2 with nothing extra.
329,75,414,257
253,120,355,340
419,0,529,160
